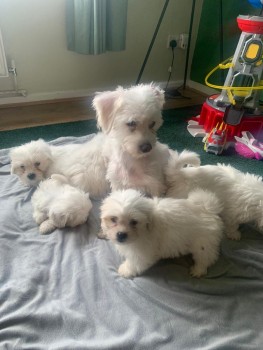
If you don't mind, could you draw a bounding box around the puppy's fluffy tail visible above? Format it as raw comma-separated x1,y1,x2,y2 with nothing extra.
188,188,223,216
169,149,200,168
50,174,68,184
166,150,200,179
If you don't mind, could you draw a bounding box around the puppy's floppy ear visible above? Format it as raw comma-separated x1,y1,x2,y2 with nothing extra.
150,83,165,109
145,213,154,232
9,149,19,175
92,88,123,133
35,139,53,161
10,162,19,175
140,203,154,232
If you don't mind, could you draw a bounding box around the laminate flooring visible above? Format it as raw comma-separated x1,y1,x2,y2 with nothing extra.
0,88,206,131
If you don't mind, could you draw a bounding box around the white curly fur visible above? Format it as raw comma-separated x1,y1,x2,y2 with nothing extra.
93,84,172,197
165,158,263,240
10,134,110,199
31,174,92,234
10,84,201,199
100,188,224,278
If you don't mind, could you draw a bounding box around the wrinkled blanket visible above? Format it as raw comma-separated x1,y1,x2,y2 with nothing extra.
0,135,263,350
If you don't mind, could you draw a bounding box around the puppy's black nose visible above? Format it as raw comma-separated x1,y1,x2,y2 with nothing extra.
27,173,36,180
139,142,152,153
116,232,128,243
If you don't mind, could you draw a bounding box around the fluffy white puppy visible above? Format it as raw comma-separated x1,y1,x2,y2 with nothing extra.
10,139,53,187
100,188,224,278
93,84,174,196
165,156,263,240
10,84,200,199
31,174,92,234
10,134,110,198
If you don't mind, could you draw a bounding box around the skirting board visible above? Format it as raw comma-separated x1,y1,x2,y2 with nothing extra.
0,80,184,106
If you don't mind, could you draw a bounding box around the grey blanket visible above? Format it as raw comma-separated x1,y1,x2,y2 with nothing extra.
0,135,263,350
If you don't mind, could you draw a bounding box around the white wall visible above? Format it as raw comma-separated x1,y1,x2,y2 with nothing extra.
0,0,203,103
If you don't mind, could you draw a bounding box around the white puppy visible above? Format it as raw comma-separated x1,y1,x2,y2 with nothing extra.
100,188,224,278
31,174,92,234
10,139,53,187
93,84,173,197
10,134,110,198
165,156,263,240
10,84,200,199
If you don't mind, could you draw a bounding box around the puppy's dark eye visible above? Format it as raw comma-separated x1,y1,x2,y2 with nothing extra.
34,162,40,167
110,216,117,223
149,121,156,129
130,219,138,226
126,121,136,128
20,165,25,170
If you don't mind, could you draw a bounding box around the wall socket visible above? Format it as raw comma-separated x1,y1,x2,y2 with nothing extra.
179,33,189,50
166,34,189,49
166,34,179,49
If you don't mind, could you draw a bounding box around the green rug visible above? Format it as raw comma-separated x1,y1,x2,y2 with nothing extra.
1,105,262,176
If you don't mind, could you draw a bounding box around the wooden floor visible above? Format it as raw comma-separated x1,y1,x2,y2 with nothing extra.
0,88,206,131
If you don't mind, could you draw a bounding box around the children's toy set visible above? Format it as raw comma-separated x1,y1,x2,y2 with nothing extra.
188,0,263,159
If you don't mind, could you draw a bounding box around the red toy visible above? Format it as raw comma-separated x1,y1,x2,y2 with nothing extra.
188,12,263,154
203,122,228,155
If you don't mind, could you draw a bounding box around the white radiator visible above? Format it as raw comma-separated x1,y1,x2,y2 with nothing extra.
0,29,8,77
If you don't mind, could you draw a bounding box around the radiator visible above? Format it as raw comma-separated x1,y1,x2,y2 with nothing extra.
0,29,8,77
0,29,27,98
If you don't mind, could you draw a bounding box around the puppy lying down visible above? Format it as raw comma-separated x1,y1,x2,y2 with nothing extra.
100,189,224,278
9,134,110,199
165,156,263,241
31,174,92,235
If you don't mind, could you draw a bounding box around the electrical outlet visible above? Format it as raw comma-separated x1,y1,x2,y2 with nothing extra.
166,34,179,49
179,33,189,50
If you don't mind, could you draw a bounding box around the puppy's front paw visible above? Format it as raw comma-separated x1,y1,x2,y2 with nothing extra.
226,230,241,241
190,265,207,278
118,262,135,279
39,220,56,235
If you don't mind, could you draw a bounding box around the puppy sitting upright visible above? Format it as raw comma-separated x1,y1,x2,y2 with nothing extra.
93,84,172,197
100,188,224,278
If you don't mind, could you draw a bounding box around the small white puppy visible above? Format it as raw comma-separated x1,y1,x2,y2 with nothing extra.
10,134,110,198
165,156,263,240
93,84,173,196
10,139,53,187
100,188,224,278
31,174,92,234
